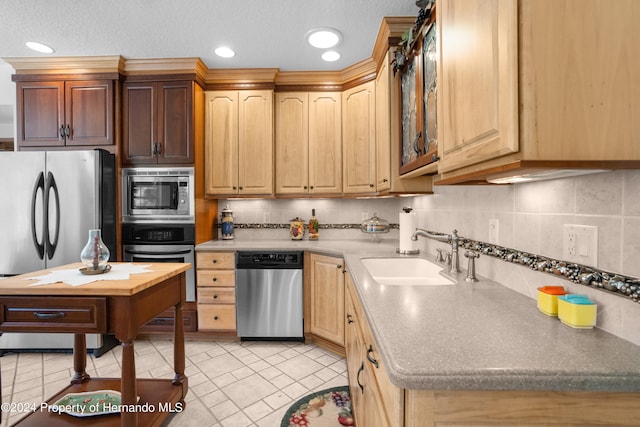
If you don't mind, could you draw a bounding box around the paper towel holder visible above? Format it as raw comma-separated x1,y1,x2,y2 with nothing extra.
397,206,420,254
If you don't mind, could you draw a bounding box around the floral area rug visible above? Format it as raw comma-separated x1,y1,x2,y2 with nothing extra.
281,386,355,426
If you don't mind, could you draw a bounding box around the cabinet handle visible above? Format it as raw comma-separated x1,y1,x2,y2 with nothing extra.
156,142,162,154
356,362,364,393
304,186,308,189
366,345,379,368
59,125,65,138
64,124,70,138
337,264,342,269
346,314,354,324
310,186,314,190
152,142,157,156
369,184,374,188
232,186,237,190
34,312,65,320
213,294,218,299
239,186,243,190
212,277,217,282
212,259,217,264
383,178,388,183
214,316,219,320
413,131,423,156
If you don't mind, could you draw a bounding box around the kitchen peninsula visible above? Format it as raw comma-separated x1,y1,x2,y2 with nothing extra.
198,239,640,426
0,262,189,427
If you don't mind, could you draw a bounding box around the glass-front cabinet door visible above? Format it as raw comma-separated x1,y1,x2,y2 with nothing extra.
399,18,438,175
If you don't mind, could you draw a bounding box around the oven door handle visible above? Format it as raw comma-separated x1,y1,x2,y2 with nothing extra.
124,249,193,256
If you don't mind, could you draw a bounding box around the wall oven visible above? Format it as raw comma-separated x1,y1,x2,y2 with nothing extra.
121,167,194,223
122,223,196,302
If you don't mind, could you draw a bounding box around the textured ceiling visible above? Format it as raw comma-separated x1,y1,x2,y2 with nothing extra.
0,0,419,72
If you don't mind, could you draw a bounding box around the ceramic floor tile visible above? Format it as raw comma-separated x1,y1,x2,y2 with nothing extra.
0,339,348,427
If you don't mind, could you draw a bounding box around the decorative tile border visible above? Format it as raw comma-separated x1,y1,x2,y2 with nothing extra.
442,232,640,304
226,223,400,230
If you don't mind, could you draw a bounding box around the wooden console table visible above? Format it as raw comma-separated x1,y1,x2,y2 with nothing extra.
0,262,190,426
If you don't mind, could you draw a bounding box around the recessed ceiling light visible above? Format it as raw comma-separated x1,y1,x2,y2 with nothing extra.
25,41,54,54
321,51,341,62
215,47,235,58
306,28,342,49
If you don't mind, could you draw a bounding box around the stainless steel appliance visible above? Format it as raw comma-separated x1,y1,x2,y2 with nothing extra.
236,251,304,340
0,149,117,355
121,167,194,224
122,223,196,302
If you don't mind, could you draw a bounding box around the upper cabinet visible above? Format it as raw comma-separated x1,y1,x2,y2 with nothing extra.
275,92,342,195
205,90,274,197
16,79,114,149
436,0,640,184
342,81,377,194
122,80,195,165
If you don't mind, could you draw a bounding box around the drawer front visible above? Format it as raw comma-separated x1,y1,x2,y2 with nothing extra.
197,304,236,331
197,251,235,270
0,297,107,333
197,270,235,287
139,309,198,333
198,287,236,304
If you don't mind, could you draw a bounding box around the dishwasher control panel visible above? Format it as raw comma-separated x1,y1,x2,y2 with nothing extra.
236,251,303,269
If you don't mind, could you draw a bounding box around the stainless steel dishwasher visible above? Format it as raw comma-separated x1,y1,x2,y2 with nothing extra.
236,251,304,340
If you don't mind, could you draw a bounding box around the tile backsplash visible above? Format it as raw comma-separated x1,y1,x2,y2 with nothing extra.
218,169,640,344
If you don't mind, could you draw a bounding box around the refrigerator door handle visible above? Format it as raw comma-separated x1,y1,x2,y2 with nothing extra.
45,171,60,260
31,172,46,260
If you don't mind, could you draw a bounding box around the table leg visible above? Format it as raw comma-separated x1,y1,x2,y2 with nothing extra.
120,339,137,426
172,301,186,388
71,333,90,384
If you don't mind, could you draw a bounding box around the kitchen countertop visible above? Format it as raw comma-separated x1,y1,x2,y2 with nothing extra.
196,239,640,392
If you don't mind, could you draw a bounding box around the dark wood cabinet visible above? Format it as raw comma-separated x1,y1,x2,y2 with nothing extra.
16,80,114,149
122,80,195,165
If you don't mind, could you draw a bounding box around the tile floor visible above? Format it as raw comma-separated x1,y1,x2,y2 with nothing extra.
0,338,348,426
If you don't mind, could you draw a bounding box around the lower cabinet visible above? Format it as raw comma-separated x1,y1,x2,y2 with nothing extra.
345,273,404,427
308,253,345,347
196,251,237,332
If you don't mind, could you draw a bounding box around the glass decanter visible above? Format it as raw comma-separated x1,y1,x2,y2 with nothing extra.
80,229,110,271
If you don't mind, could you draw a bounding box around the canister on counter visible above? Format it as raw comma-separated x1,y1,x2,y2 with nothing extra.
221,204,234,240
537,286,567,316
557,294,597,329
289,217,305,240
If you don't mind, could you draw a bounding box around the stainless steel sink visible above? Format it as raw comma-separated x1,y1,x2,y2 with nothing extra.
360,257,456,286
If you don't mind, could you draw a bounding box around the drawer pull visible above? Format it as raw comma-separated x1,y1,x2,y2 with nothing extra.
356,362,364,393
214,316,219,320
212,259,218,264
346,314,354,324
337,264,343,269
366,345,379,368
33,312,66,320
212,277,217,282
213,294,218,299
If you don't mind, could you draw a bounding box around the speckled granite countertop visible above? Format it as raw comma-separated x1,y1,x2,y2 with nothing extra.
196,239,640,392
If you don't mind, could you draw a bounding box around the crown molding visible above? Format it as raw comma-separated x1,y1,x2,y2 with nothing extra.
2,55,124,74
123,57,208,81
204,68,280,85
372,17,414,70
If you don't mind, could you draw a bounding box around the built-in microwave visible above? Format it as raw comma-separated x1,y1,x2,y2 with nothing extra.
121,167,194,223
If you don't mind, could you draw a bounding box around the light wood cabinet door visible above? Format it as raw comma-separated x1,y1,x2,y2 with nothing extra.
205,91,239,195
342,81,376,193
238,90,274,195
275,92,341,195
205,90,273,196
309,254,345,346
275,92,309,194
437,0,518,174
309,92,342,194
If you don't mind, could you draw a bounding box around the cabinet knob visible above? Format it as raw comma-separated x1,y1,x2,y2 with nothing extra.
214,316,219,320
239,186,243,190
383,178,388,183
369,184,374,188
213,294,218,299
346,314,354,324
310,186,314,190
337,264,343,269
212,259,217,264
212,277,217,282
233,186,237,190
304,186,308,189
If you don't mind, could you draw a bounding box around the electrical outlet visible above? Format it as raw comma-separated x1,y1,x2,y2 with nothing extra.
489,219,499,244
563,224,598,266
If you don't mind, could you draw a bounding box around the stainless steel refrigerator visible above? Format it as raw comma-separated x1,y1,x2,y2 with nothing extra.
0,149,117,355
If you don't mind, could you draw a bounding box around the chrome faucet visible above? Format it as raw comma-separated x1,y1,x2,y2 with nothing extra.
412,228,461,273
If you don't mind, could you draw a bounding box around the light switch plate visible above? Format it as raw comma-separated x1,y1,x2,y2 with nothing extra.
563,224,598,266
